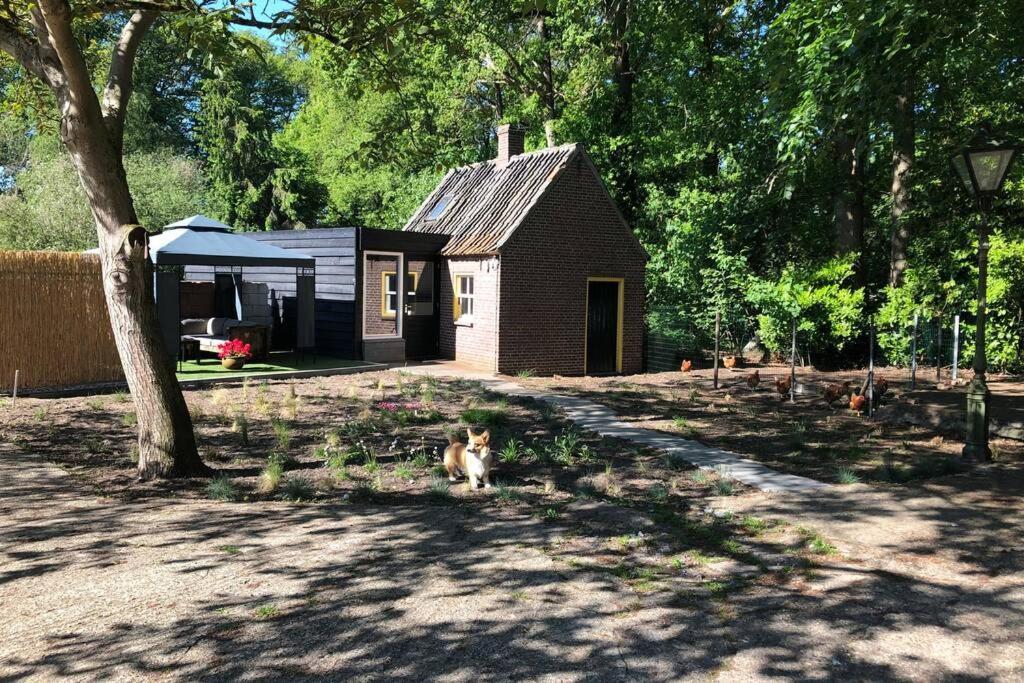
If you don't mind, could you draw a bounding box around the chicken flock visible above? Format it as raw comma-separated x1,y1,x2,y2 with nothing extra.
680,358,890,414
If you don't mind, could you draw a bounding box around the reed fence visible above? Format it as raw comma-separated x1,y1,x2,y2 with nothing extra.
0,251,123,392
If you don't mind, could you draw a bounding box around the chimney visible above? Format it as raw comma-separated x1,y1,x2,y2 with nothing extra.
496,124,525,165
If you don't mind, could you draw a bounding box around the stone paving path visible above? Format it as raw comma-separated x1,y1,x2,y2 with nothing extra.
402,365,828,493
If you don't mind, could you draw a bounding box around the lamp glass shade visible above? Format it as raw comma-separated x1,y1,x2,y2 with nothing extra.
952,154,974,194
967,149,1015,192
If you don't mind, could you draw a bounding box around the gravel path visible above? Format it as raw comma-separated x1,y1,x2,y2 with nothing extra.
3,451,1024,681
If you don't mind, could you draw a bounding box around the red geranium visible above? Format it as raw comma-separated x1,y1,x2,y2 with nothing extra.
218,338,253,360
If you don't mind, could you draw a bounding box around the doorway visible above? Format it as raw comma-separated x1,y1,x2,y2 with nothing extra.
586,278,623,375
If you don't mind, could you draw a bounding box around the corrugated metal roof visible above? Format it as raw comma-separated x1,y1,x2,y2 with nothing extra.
403,143,581,256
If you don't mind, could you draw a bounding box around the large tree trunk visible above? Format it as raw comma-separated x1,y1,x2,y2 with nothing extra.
606,0,637,222
833,128,866,261
888,76,914,286
62,114,206,478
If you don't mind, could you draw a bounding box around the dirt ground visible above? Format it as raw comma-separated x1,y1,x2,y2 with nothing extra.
2,369,1024,680
515,365,1024,484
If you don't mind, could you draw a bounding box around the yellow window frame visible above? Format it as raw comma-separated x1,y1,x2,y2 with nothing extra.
381,270,398,319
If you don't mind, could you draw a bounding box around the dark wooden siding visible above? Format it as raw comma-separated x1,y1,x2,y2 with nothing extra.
186,228,358,358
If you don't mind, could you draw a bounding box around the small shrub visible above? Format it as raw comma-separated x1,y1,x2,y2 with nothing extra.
499,439,522,464
254,604,279,619
271,418,292,453
229,410,249,444
121,411,137,428
206,476,238,502
494,481,521,503
259,458,284,493
550,428,581,465
410,447,432,469
690,468,712,485
672,417,699,438
713,467,736,496
664,452,690,470
459,405,508,428
514,368,536,379
429,477,452,499
394,460,416,481
281,476,314,502
740,516,769,535
806,533,837,555
835,466,861,485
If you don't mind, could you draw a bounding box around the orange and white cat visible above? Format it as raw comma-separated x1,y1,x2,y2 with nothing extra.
444,428,493,489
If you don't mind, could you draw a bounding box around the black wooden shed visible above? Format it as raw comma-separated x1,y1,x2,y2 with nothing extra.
236,227,450,362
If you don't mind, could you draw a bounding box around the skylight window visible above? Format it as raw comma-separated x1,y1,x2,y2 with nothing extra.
426,195,454,220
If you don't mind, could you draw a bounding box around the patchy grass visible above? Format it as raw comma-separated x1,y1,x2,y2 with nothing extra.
205,476,239,502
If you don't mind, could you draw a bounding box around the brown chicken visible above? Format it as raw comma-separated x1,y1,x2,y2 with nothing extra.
823,381,852,409
723,355,738,369
746,369,760,390
775,375,792,399
681,359,693,373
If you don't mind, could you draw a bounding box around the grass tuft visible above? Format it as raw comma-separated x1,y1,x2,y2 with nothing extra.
835,466,861,485
281,476,314,502
205,476,239,502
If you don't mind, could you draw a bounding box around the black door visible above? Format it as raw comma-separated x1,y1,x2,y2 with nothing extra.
586,280,619,374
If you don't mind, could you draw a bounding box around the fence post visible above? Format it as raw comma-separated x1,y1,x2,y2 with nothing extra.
790,317,797,403
867,323,875,418
713,310,720,390
952,314,960,382
910,312,918,391
936,320,943,383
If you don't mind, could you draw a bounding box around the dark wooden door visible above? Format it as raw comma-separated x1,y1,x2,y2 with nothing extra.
586,280,619,374
403,260,440,359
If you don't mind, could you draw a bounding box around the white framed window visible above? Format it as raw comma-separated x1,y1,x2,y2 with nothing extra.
381,271,398,318
405,271,420,307
454,275,474,321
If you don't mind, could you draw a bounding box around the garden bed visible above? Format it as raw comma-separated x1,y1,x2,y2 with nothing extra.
512,365,1024,485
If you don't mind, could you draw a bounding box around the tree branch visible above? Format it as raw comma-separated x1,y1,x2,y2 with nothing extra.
102,10,157,152
0,20,48,83
36,0,95,98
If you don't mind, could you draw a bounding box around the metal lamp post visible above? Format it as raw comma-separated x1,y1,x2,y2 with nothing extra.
950,126,1020,462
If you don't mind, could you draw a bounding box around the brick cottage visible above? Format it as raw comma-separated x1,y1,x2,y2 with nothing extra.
402,126,648,375
230,126,647,376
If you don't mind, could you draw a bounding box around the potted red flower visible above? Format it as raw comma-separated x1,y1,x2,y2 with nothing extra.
217,338,253,370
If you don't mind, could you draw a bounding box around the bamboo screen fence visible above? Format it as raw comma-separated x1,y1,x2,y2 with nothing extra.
0,251,124,391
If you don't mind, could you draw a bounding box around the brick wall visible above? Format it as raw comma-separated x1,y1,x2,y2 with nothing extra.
439,256,501,371
364,254,400,336
497,153,647,375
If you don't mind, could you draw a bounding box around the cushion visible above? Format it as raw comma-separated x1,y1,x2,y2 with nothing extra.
180,318,210,335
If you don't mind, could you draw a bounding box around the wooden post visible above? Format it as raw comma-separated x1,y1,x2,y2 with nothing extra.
790,317,797,403
713,310,720,390
12,370,18,408
952,314,961,382
936,320,943,383
910,312,918,390
867,323,875,418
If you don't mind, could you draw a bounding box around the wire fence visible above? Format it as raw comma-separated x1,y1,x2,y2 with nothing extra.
646,305,973,378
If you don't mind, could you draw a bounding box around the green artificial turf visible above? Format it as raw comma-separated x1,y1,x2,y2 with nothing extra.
176,353,371,381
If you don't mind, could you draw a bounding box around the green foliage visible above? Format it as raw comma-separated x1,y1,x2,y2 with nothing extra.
747,257,865,357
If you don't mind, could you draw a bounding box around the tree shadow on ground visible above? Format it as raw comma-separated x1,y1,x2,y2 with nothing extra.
2,448,1024,680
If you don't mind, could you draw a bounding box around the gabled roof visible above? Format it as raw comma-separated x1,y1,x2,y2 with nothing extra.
165,214,232,231
403,143,582,256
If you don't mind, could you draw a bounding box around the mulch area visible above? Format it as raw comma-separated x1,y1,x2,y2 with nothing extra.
513,365,1024,485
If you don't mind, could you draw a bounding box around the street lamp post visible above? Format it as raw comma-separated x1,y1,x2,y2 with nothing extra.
951,126,1020,462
